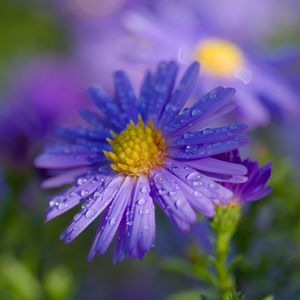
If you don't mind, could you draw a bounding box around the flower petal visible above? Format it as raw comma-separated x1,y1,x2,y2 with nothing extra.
60,175,121,243
143,61,178,123
165,160,233,207
113,176,155,263
163,87,236,136
150,168,197,226
88,176,134,260
45,174,107,221
114,71,138,121
159,62,200,126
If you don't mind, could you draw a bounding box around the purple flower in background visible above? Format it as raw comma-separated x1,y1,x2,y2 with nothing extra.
73,0,300,127
0,58,86,165
217,150,272,203
35,61,249,262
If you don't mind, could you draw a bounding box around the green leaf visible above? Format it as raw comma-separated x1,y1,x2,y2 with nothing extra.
167,289,202,300
0,254,42,300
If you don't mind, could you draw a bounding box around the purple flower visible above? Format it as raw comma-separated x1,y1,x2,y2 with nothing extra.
35,61,249,262
73,0,300,127
0,58,86,165
216,151,272,203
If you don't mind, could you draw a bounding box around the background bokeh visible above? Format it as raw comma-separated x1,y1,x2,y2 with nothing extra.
0,1,300,299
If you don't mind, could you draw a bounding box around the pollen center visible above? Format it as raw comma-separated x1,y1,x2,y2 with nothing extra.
195,38,244,77
104,116,167,176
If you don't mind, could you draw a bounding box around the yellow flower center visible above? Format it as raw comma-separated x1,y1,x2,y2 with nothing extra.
195,38,244,78
104,115,167,176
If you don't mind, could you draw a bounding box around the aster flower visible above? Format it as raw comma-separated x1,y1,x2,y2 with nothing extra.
0,58,86,165
216,150,272,204
72,0,300,127
35,61,249,263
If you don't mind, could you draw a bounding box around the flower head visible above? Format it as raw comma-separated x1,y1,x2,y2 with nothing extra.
35,61,249,262
74,0,300,127
0,58,86,165
216,150,272,203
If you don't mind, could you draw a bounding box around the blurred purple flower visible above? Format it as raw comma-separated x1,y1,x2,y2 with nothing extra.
217,150,272,203
72,0,300,127
35,61,249,262
0,58,86,165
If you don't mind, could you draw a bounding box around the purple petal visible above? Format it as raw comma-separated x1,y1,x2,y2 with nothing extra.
164,160,233,207
159,62,200,126
127,176,155,259
150,167,197,225
183,157,248,183
169,124,248,146
88,176,134,260
144,61,178,123
61,175,120,243
114,175,155,263
114,71,138,121
41,167,89,188
168,136,249,160
45,174,106,221
163,87,236,137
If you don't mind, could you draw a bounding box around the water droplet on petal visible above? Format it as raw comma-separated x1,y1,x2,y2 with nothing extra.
209,182,217,189
175,199,183,208
73,213,81,222
168,191,176,196
109,218,116,226
58,202,66,210
85,209,97,218
186,172,201,182
194,191,203,197
80,190,89,197
49,200,56,207
158,188,166,195
77,177,87,186
140,186,148,194
191,108,202,116
138,198,146,205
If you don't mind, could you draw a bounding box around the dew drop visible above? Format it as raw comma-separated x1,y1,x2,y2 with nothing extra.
49,200,56,207
109,218,116,226
138,198,146,205
175,199,183,208
194,191,203,197
58,202,66,210
73,213,81,222
209,182,217,189
186,172,201,182
209,90,218,99
191,108,202,117
85,209,97,218
77,177,87,186
158,188,166,195
168,191,176,196
80,190,89,197
140,186,148,194
183,132,193,139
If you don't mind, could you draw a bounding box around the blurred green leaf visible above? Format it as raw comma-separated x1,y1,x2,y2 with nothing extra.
43,265,74,300
0,253,42,300
167,289,202,300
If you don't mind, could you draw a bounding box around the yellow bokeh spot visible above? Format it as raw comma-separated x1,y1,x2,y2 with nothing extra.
195,38,244,77
104,115,167,176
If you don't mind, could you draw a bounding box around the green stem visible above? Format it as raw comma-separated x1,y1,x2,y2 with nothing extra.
210,203,241,298
214,231,235,298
